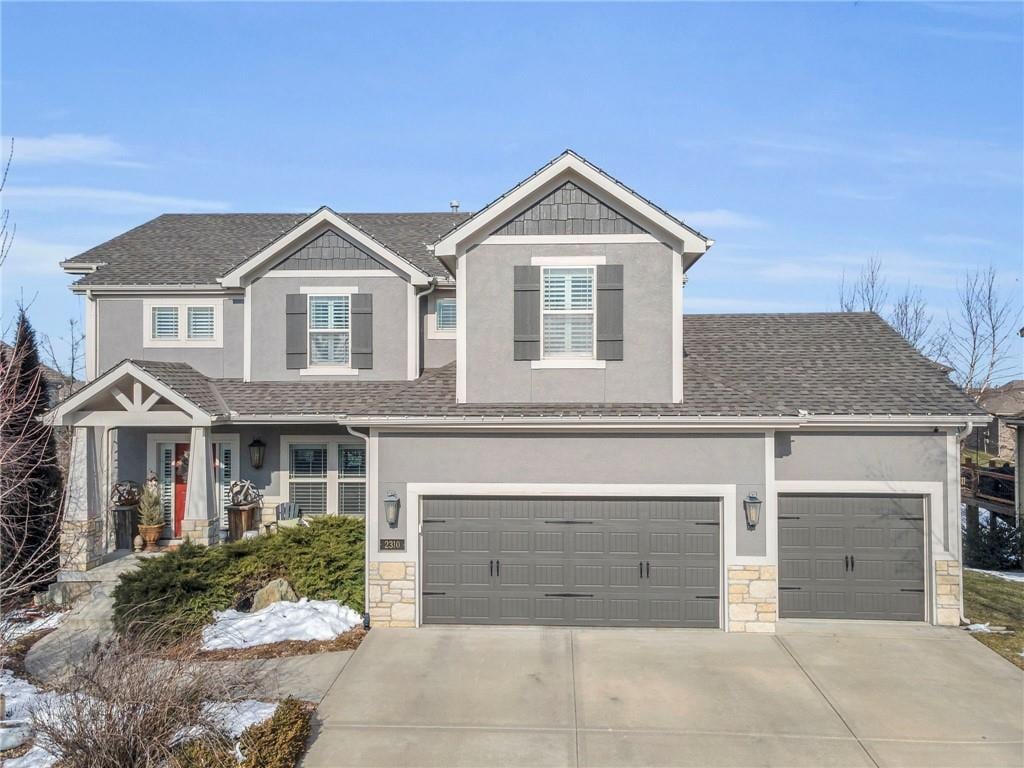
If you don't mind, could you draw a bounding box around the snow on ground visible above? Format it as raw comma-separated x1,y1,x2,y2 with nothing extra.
966,623,991,633
0,610,65,645
967,568,1024,584
0,670,277,767
202,598,362,650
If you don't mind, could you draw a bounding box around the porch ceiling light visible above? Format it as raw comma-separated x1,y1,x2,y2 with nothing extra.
248,438,266,470
384,492,401,528
743,493,763,530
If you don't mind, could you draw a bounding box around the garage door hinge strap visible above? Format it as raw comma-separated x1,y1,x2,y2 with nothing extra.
542,520,594,524
422,591,447,596
900,588,925,592
778,586,802,590
544,592,593,598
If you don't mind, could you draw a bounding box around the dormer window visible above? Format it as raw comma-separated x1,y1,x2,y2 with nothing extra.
144,299,222,348
541,266,595,359
308,294,351,366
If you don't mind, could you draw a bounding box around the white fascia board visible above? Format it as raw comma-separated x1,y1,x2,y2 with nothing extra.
71,284,235,295
433,154,711,260
339,414,980,429
50,360,210,425
61,261,104,275
220,208,431,288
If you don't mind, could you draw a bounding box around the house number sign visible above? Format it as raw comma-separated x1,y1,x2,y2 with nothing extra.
380,538,405,551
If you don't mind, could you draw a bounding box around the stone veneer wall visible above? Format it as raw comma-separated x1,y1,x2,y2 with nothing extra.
368,561,417,627
934,559,962,626
60,519,104,571
180,518,218,546
727,565,778,633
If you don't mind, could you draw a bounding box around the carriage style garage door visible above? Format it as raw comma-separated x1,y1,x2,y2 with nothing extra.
421,496,721,627
778,495,926,621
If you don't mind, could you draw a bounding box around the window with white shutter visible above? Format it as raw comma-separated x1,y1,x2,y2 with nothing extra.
308,295,351,366
338,445,366,515
188,306,216,339
151,307,179,339
288,443,328,515
541,267,595,359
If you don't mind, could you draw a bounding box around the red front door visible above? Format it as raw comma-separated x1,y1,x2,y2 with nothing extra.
173,443,189,538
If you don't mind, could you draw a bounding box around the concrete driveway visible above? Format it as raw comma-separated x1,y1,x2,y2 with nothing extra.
302,622,1023,768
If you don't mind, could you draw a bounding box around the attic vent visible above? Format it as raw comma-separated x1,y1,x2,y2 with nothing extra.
450,200,460,213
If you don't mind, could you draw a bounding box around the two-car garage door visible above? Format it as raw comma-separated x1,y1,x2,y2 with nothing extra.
421,497,721,628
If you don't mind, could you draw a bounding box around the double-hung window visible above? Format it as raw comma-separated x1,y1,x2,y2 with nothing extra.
285,439,366,517
541,266,595,359
308,295,350,367
435,298,457,332
144,300,221,347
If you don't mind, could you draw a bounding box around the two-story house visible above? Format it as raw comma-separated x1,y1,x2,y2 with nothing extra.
51,151,985,632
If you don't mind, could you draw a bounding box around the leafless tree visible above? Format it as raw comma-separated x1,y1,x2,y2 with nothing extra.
42,317,85,386
0,339,66,610
942,265,1018,395
0,138,13,269
839,255,888,313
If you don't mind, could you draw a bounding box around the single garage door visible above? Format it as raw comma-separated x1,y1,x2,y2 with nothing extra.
421,496,721,627
779,495,926,621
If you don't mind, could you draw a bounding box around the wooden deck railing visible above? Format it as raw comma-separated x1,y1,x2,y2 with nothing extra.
961,459,1015,508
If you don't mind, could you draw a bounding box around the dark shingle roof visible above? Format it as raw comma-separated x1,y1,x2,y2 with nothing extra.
128,313,983,421
64,211,472,286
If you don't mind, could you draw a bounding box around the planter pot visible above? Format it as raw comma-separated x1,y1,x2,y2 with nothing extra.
138,524,163,550
0,720,31,751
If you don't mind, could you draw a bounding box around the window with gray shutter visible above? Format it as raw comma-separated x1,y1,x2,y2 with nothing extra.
596,264,624,360
513,265,541,360
285,293,308,369
350,293,373,369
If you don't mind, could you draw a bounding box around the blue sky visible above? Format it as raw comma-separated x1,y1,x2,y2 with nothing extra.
2,1,1022,373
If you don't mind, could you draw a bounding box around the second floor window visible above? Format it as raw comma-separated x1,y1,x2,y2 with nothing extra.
541,266,595,359
151,306,179,339
145,301,221,346
435,297,457,332
308,295,350,366
187,306,215,339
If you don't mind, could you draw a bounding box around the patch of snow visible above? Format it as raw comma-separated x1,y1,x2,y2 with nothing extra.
207,699,278,739
967,568,1024,584
201,598,362,650
4,744,57,768
0,610,65,645
966,623,992,633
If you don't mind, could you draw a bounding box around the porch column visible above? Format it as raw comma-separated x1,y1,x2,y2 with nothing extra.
61,426,104,571
183,425,218,545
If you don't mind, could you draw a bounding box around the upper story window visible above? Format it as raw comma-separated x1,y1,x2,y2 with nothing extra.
435,297,457,332
541,266,595,359
143,300,222,348
308,295,350,366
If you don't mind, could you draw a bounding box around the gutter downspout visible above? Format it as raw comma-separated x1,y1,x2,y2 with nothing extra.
413,278,438,378
345,424,372,629
956,419,974,625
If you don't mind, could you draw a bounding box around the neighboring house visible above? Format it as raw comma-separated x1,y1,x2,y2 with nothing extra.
0,340,76,407
50,151,986,632
967,380,1024,462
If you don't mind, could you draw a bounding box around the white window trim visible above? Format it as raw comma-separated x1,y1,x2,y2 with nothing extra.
530,255,607,266
531,359,605,369
428,296,457,340
143,299,223,348
303,289,357,374
540,264,597,363
280,435,367,516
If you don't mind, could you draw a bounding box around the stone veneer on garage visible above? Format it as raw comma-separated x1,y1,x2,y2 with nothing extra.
934,559,962,626
368,561,417,627
727,565,778,633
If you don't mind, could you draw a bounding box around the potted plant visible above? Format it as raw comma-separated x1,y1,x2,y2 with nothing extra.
137,475,164,550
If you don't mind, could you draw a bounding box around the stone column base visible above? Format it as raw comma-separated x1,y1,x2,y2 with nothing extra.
727,565,778,633
934,559,962,626
60,519,104,571
179,519,219,546
368,561,416,627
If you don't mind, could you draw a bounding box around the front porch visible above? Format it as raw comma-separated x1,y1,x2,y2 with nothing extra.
50,360,370,575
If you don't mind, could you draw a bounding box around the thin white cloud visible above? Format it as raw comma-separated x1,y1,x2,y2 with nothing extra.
922,234,996,248
5,186,229,214
8,133,146,168
678,209,765,230
2,238,82,276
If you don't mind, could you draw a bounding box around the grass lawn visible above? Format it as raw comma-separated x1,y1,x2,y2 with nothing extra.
963,569,1024,670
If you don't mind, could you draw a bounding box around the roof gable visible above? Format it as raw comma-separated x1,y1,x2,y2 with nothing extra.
270,228,390,272
491,181,648,237
433,150,712,265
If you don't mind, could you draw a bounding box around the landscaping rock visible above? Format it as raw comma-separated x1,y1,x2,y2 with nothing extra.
252,579,298,612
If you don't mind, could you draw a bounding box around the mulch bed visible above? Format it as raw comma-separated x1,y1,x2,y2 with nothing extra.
166,627,367,662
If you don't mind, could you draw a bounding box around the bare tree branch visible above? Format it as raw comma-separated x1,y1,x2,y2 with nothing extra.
0,137,13,269
838,255,888,313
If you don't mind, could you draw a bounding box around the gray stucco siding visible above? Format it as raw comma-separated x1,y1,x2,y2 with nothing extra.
250,274,408,381
96,297,243,379
775,430,953,550
465,242,676,403
376,431,766,557
421,289,456,369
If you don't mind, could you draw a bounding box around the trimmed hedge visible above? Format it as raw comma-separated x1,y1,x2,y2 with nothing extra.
113,516,363,645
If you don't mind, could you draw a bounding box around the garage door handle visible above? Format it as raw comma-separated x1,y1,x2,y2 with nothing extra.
850,555,854,571
844,555,850,571
544,593,593,598
645,561,651,578
496,560,500,576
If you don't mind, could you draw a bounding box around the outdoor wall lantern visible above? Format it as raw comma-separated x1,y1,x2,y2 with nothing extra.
384,492,401,528
743,493,763,530
248,438,266,470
